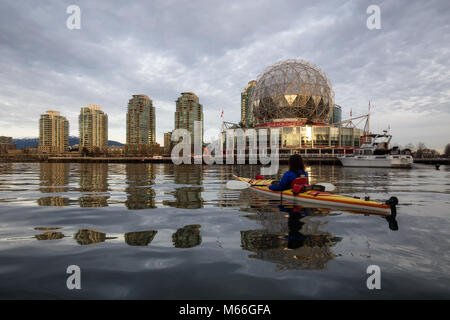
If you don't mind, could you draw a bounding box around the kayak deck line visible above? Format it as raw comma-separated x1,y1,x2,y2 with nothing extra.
233,175,398,216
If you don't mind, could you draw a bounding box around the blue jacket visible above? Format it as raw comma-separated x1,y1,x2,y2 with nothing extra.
269,170,308,191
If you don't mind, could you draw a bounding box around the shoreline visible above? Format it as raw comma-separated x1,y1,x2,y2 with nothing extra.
0,156,448,165
0,156,339,165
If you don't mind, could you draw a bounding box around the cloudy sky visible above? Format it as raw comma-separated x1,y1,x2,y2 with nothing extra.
0,0,449,151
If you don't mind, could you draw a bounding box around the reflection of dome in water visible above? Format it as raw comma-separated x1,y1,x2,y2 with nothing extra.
251,59,334,125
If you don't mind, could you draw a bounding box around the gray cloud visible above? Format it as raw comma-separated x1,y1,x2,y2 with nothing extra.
0,0,449,151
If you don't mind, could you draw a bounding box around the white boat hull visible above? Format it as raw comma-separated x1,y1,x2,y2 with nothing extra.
338,155,413,168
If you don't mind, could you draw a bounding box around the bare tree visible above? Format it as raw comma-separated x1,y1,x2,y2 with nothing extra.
416,142,426,151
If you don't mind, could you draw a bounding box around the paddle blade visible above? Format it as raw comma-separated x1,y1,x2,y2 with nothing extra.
318,183,336,192
226,180,251,190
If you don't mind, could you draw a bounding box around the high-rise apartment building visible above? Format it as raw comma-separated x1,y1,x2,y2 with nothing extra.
240,80,256,127
79,105,108,150
164,131,172,154
174,92,203,144
126,95,155,153
39,111,69,153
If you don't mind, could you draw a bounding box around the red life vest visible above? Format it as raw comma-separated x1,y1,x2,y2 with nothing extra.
291,175,309,194
291,175,308,188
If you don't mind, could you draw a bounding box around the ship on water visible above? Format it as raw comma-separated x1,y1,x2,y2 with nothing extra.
338,130,413,168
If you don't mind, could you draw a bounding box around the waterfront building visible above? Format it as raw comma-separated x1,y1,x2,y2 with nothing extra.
126,95,156,154
241,80,256,127
39,111,69,154
329,104,342,125
106,146,125,156
0,136,16,154
164,131,172,154
174,92,204,145
226,60,365,156
79,105,108,151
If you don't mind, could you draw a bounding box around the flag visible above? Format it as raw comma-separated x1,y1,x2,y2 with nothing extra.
350,109,352,117
220,110,224,118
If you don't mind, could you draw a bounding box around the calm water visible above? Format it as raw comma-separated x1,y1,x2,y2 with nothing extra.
0,162,448,299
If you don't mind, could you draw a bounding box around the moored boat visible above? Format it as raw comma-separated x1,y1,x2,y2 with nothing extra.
338,130,413,168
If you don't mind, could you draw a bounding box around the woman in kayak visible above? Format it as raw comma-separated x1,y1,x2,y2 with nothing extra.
269,154,308,191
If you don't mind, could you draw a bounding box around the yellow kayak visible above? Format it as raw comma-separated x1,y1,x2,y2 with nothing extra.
233,175,397,216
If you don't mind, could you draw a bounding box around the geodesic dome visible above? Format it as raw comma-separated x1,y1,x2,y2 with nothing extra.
251,59,334,125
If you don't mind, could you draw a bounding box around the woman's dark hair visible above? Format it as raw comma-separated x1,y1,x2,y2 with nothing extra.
289,154,305,173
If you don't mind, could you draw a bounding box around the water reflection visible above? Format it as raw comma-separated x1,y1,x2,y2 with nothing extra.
39,163,69,193
38,163,70,206
125,231,158,246
0,163,446,299
37,196,69,207
241,205,341,270
35,231,65,240
79,163,109,207
172,224,202,248
164,165,204,209
27,227,200,248
0,163,13,175
74,229,117,245
125,164,156,209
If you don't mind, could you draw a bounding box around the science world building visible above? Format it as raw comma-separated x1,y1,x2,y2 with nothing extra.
237,59,364,154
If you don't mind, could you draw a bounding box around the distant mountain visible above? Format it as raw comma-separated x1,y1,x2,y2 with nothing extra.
13,137,124,149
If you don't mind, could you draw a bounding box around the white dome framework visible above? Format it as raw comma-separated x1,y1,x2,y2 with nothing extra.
251,59,335,125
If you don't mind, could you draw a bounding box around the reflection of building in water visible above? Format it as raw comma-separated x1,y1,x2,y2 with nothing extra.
172,224,202,248
39,163,70,193
173,165,203,185
125,164,156,209
38,196,69,207
164,165,203,209
164,187,204,209
79,163,108,192
241,205,342,270
74,229,117,245
125,230,158,246
0,163,13,175
38,163,70,206
78,163,109,207
35,231,65,240
78,195,109,207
